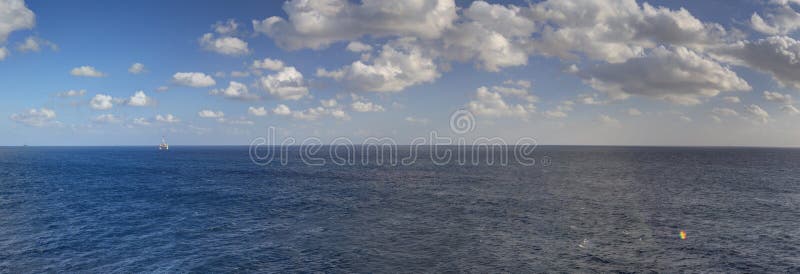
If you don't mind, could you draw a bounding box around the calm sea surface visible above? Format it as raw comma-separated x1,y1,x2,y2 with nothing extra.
0,146,798,272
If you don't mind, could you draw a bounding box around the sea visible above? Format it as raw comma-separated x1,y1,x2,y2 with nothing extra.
0,146,798,272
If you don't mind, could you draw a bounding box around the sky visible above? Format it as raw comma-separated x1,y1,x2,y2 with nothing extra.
1,0,800,146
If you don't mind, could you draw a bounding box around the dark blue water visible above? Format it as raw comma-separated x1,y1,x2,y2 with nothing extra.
1,146,799,272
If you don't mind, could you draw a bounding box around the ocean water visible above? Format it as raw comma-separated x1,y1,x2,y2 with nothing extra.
1,146,799,272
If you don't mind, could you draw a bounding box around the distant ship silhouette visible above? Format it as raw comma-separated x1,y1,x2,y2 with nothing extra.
158,136,169,150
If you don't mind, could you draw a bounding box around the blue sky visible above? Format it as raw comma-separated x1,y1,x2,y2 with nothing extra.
2,0,800,146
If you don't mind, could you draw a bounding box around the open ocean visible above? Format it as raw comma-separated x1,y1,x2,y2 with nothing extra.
0,146,799,272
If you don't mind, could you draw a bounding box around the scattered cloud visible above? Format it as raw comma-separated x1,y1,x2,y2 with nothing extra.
91,114,121,124
57,89,86,97
405,116,430,125
198,109,225,118
200,33,250,56
745,104,770,123
251,57,284,71
247,106,268,116
317,38,439,92
127,91,153,106
467,86,531,118
257,66,309,100
722,96,741,103
155,114,180,123
90,94,114,110
763,90,793,104
750,0,800,35
781,104,800,115
0,0,35,44
598,114,621,128
320,99,338,108
715,36,800,90
578,46,751,105
627,108,643,116
346,41,373,52
70,66,106,77
9,107,57,127
172,72,216,87
128,62,146,74
15,36,57,52
273,104,291,115
351,101,385,112
210,81,258,100
252,0,457,50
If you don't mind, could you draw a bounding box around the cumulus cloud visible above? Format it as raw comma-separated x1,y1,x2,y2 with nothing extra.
128,63,145,74
57,89,86,97
466,86,531,118
712,107,739,117
91,114,121,124
230,71,250,78
248,106,268,116
598,114,622,127
15,36,57,52
172,72,216,87
745,104,770,123
346,41,372,52
198,109,224,118
543,101,574,119
212,19,239,35
70,66,106,77
273,104,292,115
750,0,800,35
132,117,151,126
722,96,741,103
251,57,284,71
10,107,57,127
257,66,309,100
317,38,439,92
320,99,338,108
210,81,258,100
781,104,800,115
127,91,153,106
252,0,457,50
0,0,35,44
578,46,751,105
405,116,430,125
714,36,800,90
199,33,250,56
90,94,114,110
530,0,731,63
351,101,385,112
155,114,180,123
441,1,536,71
763,91,793,104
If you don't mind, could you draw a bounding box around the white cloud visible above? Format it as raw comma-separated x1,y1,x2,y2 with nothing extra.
346,41,373,52
273,104,292,115
251,57,284,71
763,91,793,104
212,19,239,35
745,104,770,123
320,99,338,108
712,107,739,117
781,104,800,115
57,89,86,97
441,1,536,71
155,114,180,123
199,33,250,56
132,117,151,126
467,86,530,118
198,109,225,118
490,86,538,103
503,79,531,89
210,81,258,100
252,0,457,50
530,0,731,63
290,106,350,121
257,66,309,100
722,96,741,103
128,62,145,74
0,0,35,44
172,72,216,87
627,108,642,116
598,114,621,127
578,46,751,105
10,107,57,127
248,106,268,116
127,91,153,106
351,101,385,112
750,0,800,35
405,116,430,125
15,36,57,52
156,86,169,92
544,101,574,119
70,66,106,77
91,114,121,124
230,70,250,77
90,94,114,110
317,38,439,92
714,36,800,90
